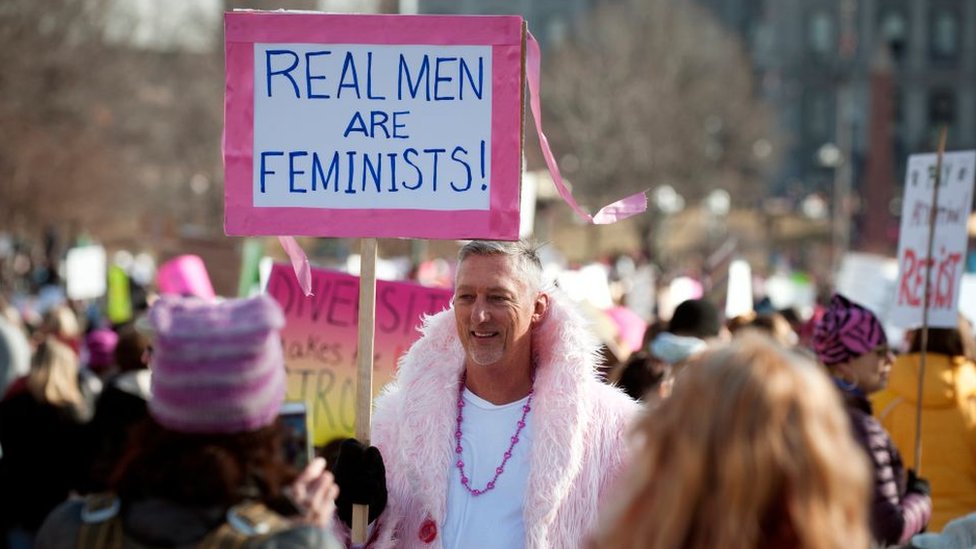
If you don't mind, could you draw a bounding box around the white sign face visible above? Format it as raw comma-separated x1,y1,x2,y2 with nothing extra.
959,273,976,328
253,44,492,211
65,245,107,300
891,151,976,328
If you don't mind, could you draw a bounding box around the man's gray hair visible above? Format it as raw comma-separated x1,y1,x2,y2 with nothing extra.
456,240,545,292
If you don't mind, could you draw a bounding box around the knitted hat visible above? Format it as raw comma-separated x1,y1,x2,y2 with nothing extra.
812,294,887,366
668,299,722,338
85,328,118,371
147,294,287,434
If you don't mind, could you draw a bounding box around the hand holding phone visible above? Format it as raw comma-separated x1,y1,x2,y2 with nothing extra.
287,457,340,527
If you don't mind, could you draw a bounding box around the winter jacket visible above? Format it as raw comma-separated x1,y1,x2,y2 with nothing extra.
34,496,342,548
357,291,640,549
872,353,976,531
81,369,151,493
841,388,931,545
0,388,90,533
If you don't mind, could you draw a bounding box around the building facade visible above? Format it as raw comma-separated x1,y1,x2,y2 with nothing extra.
696,0,976,253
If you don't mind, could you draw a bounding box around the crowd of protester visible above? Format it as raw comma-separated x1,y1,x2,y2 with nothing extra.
0,237,974,548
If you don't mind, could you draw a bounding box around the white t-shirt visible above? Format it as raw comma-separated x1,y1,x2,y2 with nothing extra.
442,389,533,549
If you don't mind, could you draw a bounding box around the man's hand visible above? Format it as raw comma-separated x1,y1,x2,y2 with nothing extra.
333,439,388,526
288,457,340,527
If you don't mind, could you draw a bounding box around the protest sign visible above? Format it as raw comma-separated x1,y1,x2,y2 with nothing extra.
265,262,452,445
224,12,525,240
65,245,106,300
156,255,216,299
107,265,133,324
891,151,975,328
959,273,976,328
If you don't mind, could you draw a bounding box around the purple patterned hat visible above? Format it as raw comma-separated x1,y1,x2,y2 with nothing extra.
812,294,887,366
147,294,286,434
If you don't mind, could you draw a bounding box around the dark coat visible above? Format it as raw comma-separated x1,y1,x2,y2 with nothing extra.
35,497,342,549
0,389,89,532
842,389,931,546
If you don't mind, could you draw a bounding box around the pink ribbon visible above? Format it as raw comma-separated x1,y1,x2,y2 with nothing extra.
276,28,647,297
278,236,313,296
525,31,647,224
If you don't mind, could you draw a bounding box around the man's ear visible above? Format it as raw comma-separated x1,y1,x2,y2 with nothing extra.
532,292,550,325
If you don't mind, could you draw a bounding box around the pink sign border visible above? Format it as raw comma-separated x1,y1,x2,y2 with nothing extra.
224,12,524,240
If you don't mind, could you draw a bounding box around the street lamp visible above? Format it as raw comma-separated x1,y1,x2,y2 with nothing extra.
650,185,685,267
818,141,851,276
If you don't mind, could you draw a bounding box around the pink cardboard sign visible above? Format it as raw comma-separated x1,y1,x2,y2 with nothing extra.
266,263,452,445
224,12,525,240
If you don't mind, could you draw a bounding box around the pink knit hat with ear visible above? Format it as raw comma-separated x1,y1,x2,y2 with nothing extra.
147,294,286,434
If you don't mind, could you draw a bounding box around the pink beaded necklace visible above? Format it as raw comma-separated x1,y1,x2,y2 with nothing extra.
454,373,534,496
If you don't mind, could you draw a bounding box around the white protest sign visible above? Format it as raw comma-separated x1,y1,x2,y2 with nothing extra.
254,44,492,211
891,151,975,328
65,245,107,300
959,273,976,328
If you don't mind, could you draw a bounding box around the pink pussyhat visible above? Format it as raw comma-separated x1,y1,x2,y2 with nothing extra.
156,254,216,299
147,294,286,434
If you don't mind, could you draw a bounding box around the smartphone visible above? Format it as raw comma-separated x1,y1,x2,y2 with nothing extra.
278,401,313,470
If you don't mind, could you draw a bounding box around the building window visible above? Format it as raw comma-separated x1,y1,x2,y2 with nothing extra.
805,92,834,143
808,11,834,56
928,89,956,126
925,89,956,146
929,7,959,61
879,10,907,62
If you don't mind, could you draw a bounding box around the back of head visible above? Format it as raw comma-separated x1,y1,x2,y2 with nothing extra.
113,323,151,373
27,336,86,417
457,240,544,293
112,294,294,508
147,294,287,434
85,328,119,373
907,314,976,361
593,333,870,549
42,304,82,344
668,299,721,339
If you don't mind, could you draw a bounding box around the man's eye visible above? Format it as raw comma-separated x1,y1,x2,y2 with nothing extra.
455,294,474,302
489,295,508,302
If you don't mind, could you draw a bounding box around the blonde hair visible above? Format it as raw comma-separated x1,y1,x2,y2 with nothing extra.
27,336,87,418
593,333,871,549
41,304,82,343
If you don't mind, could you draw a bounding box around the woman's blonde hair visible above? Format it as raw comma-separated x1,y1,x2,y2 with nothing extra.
41,304,82,342
593,333,871,549
27,336,87,419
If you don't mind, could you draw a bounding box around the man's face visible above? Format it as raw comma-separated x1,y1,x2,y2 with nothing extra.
453,254,546,368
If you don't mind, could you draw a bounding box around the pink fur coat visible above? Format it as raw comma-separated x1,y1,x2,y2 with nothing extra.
362,291,640,548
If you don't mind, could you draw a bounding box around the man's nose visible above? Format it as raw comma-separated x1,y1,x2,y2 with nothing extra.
472,299,490,322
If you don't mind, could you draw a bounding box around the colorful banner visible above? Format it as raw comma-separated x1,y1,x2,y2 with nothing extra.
891,151,975,328
224,12,525,239
266,263,452,445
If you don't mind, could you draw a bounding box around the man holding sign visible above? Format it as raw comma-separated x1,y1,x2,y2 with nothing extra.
332,241,640,548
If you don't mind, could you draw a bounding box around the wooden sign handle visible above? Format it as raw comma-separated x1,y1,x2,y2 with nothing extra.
352,238,378,543
914,126,948,473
